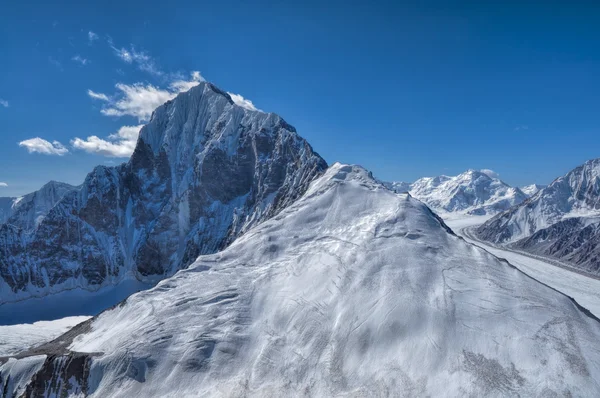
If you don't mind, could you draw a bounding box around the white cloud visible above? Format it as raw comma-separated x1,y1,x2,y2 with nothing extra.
88,31,99,44
87,89,110,101
0,182,7,188
92,71,205,122
48,56,63,71
480,169,499,179
112,44,162,76
227,92,260,111
72,55,89,66
169,70,204,92
113,47,133,63
0,99,8,108
19,138,69,156
101,83,174,121
72,124,144,157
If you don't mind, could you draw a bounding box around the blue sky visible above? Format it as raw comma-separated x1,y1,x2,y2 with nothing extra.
1,1,599,196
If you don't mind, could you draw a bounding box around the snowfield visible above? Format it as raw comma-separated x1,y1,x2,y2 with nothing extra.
0,316,90,357
4,163,600,397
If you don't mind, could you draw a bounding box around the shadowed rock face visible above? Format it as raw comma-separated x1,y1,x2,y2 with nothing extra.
0,82,327,302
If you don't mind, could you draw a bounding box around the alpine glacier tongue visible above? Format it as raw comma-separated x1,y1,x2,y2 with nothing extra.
0,81,327,303
477,158,600,273
3,163,600,397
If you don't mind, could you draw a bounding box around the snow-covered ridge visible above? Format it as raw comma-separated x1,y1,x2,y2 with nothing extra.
0,181,77,228
477,158,600,274
385,169,527,215
0,81,327,303
3,163,600,397
521,183,546,197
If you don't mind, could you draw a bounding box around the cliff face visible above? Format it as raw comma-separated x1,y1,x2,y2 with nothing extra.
0,82,327,302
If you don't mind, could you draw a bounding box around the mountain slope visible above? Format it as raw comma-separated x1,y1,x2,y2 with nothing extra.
0,181,76,228
0,82,326,303
3,163,600,397
5,181,78,230
0,197,16,224
477,158,600,273
521,183,546,197
387,170,527,215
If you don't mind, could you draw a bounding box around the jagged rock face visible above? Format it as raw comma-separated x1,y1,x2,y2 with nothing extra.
477,158,600,273
386,170,527,215
0,82,327,302
0,181,76,229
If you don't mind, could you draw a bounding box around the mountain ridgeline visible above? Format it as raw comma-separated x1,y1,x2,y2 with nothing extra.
385,169,528,215
0,82,327,302
477,158,600,274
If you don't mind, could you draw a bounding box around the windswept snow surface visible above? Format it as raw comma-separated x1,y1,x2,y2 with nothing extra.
444,214,600,319
5,164,600,397
0,316,90,356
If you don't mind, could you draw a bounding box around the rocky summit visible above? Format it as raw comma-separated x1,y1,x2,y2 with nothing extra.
0,82,326,303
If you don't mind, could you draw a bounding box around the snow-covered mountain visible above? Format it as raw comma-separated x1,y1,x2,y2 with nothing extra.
0,82,326,303
477,158,600,273
3,181,78,230
387,170,527,215
521,183,546,197
3,163,600,397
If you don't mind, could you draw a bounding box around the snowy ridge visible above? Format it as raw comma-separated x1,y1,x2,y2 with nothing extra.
386,169,527,215
477,158,600,273
0,181,77,228
521,183,546,197
0,81,326,303
3,163,600,397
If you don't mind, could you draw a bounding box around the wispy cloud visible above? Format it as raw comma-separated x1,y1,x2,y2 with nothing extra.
0,182,7,188
72,124,144,157
480,169,499,179
19,138,69,156
72,55,89,66
48,56,63,71
88,31,99,44
514,125,529,132
88,71,204,122
0,99,8,108
227,92,260,111
111,44,162,76
87,90,110,101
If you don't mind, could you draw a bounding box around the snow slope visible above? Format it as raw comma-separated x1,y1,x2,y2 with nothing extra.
0,181,76,228
444,214,600,319
3,163,600,397
0,316,90,357
386,170,527,215
521,183,546,197
0,81,326,303
477,158,600,273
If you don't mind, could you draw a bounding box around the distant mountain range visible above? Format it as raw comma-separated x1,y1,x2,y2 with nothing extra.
477,158,600,274
385,169,528,215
